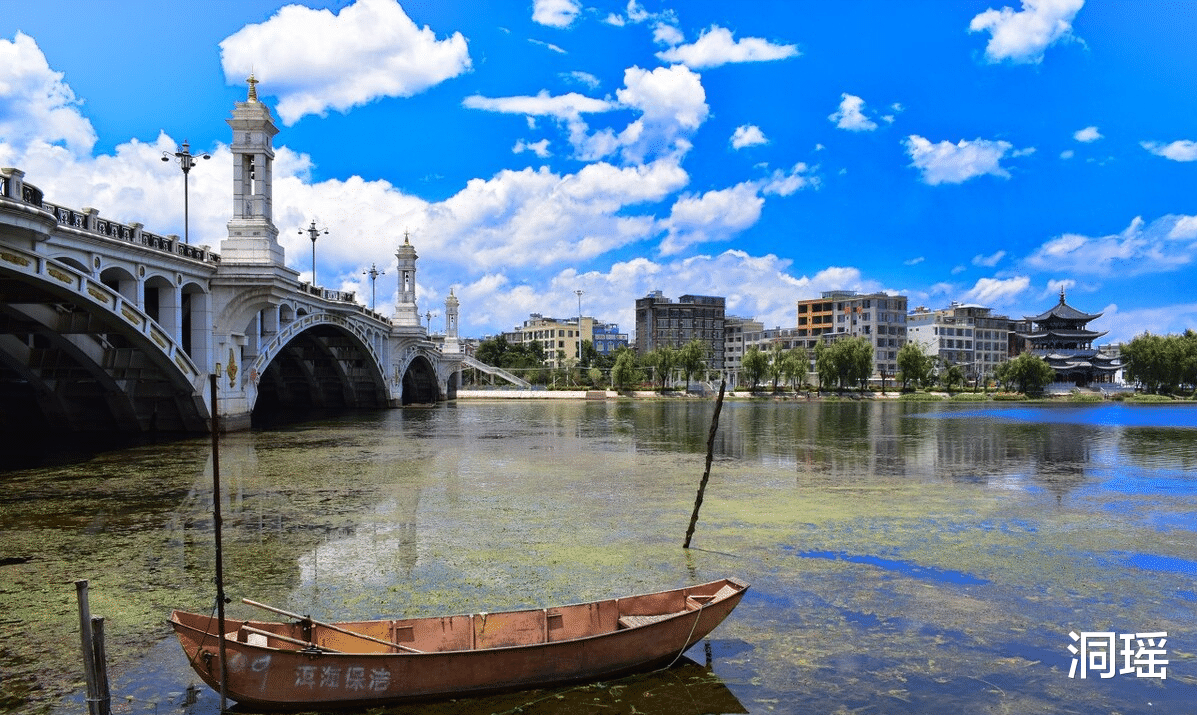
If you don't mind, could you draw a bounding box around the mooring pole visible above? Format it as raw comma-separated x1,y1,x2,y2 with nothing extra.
683,378,726,548
75,580,110,715
90,616,111,715
211,373,229,713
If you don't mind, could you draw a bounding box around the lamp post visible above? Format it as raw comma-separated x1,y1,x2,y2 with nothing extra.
299,221,327,286
161,140,210,244
363,263,385,311
575,289,584,361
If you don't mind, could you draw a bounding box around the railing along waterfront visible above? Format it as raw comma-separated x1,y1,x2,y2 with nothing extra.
0,170,219,265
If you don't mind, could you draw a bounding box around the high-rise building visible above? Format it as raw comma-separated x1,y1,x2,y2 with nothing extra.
635,291,726,371
797,290,907,378
908,302,1011,385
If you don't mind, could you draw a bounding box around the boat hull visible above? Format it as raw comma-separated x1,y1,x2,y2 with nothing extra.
170,577,747,710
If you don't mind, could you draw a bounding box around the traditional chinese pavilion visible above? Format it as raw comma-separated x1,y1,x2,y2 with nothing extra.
1016,290,1120,386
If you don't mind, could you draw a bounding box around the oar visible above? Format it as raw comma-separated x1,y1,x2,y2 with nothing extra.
240,625,344,653
242,599,424,654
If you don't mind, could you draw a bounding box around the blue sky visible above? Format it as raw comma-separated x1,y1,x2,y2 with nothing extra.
2,0,1194,343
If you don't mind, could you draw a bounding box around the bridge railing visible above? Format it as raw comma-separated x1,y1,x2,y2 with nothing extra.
0,169,220,266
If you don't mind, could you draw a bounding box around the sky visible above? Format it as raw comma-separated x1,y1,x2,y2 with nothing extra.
1,0,1195,343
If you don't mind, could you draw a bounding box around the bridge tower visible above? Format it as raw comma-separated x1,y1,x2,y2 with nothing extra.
393,232,420,327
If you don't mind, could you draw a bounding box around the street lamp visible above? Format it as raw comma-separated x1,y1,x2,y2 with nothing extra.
575,289,584,360
424,310,438,331
299,221,327,286
363,263,385,311
161,140,210,244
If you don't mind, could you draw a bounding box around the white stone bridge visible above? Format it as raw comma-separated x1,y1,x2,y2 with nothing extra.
0,81,468,436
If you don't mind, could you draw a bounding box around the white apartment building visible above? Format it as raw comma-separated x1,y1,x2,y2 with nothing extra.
800,291,908,378
907,303,1011,384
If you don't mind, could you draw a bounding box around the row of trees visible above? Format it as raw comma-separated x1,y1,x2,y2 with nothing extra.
473,333,1080,396
1122,330,1197,394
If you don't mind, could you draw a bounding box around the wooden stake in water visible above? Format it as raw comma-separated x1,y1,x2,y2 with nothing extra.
683,378,726,548
75,580,110,715
210,373,229,713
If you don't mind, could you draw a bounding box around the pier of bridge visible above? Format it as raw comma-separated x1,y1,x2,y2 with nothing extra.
0,78,480,438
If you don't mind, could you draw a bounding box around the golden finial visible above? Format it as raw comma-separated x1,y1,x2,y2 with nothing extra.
247,72,259,102
404,229,411,245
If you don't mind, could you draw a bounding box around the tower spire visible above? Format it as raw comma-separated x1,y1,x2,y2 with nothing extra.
246,73,259,102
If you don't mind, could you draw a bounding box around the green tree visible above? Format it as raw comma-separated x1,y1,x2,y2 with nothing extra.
897,341,933,390
995,352,1056,394
742,346,769,391
814,341,835,390
767,342,786,391
941,363,965,392
782,346,809,391
1123,331,1197,394
678,339,707,391
611,349,642,390
644,345,676,390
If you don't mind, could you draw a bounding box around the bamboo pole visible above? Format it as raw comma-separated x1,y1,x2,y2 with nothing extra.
242,599,424,653
211,373,229,713
683,378,726,548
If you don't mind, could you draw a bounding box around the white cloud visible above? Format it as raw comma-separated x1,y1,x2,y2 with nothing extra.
1096,302,1197,345
904,257,925,266
463,90,616,120
513,139,551,158
972,250,1006,267
530,39,567,54
903,135,1026,185
1060,149,1075,159
730,125,768,149
562,71,601,89
0,32,97,158
219,0,471,126
829,94,878,132
655,26,799,69
1074,125,1102,142
969,0,1084,64
961,276,1031,305
1023,214,1197,276
659,182,763,255
1141,140,1197,162
653,23,685,47
532,0,581,28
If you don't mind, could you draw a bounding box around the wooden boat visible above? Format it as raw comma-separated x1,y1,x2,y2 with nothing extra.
170,577,748,710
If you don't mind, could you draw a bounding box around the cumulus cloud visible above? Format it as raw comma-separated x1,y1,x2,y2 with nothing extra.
969,0,1084,64
562,70,601,89
655,26,799,69
903,135,1028,185
730,124,768,149
961,276,1031,305
1141,140,1197,162
0,32,97,158
829,94,878,132
513,139,551,158
219,0,470,125
1074,126,1102,142
1023,214,1197,276
658,182,764,255
532,0,581,28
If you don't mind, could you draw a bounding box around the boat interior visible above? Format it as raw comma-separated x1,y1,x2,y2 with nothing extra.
175,578,745,655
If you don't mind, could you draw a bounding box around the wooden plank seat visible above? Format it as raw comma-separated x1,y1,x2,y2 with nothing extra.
618,611,687,629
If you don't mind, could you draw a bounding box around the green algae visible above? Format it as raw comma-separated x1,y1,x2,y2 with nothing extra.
2,401,1195,714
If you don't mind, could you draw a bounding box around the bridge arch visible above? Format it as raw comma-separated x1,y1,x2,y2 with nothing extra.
400,353,439,405
247,311,390,416
0,244,208,434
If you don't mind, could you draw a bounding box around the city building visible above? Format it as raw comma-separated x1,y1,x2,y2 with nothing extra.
908,303,1011,385
798,291,908,379
504,314,594,369
591,321,629,356
724,316,764,388
634,291,726,371
1015,290,1120,386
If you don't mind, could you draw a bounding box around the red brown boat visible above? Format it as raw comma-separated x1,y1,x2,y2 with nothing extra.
169,577,748,710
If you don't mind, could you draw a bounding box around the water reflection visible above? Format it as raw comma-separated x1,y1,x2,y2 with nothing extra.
2,400,1194,715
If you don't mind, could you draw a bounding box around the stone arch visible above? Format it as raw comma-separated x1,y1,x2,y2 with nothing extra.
401,354,438,405
248,312,389,416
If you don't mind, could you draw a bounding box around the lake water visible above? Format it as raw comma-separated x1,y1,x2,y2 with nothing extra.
2,399,1194,714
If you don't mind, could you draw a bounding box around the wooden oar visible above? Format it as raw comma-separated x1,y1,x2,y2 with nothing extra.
242,599,424,654
240,625,344,653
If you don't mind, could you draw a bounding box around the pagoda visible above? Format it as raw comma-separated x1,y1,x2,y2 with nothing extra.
1016,289,1119,386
